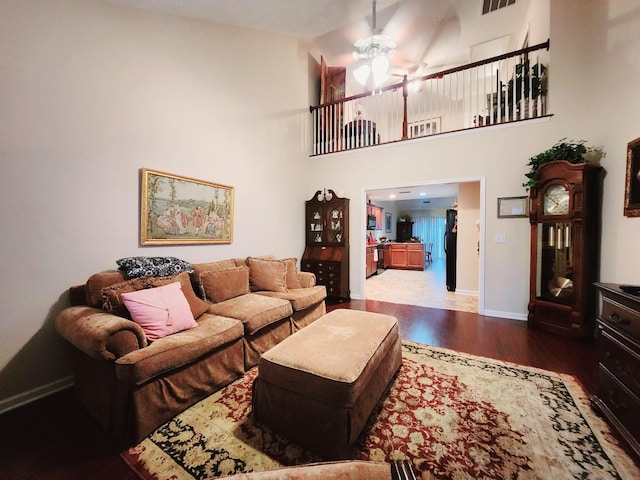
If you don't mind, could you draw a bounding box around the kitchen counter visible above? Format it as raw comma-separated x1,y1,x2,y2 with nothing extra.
384,243,425,271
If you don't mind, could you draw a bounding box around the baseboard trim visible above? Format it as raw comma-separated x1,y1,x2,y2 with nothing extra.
0,376,74,415
455,289,479,297
483,309,527,321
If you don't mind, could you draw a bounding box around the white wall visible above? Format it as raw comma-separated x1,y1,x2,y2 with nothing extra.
457,182,480,296
0,0,311,410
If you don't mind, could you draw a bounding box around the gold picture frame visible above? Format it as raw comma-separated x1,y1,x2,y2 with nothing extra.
140,168,234,245
498,196,529,218
624,137,640,217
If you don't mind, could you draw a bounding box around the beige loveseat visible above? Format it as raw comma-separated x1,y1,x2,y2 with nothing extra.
55,255,326,445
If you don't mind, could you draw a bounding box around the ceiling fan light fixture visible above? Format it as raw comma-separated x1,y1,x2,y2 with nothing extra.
371,55,390,86
351,0,396,89
354,63,372,86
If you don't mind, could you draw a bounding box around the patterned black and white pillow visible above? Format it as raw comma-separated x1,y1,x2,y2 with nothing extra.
116,256,194,279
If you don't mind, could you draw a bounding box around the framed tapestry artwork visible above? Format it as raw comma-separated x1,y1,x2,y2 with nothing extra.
497,196,529,218
140,168,234,245
624,137,640,217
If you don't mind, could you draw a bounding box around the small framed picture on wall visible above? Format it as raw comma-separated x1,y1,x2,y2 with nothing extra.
497,196,529,218
385,212,392,232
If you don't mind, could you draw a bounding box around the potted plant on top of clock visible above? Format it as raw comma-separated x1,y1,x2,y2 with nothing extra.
507,60,547,119
522,138,605,190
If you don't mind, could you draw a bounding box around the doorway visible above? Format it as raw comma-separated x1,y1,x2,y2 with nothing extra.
363,178,484,314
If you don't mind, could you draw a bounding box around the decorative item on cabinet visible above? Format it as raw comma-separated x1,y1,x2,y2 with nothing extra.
592,283,640,460
302,189,350,300
527,160,603,338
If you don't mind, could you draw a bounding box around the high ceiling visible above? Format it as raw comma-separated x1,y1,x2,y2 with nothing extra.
105,0,533,204
107,0,532,86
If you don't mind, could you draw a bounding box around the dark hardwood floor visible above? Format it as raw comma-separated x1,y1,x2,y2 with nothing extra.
0,300,600,480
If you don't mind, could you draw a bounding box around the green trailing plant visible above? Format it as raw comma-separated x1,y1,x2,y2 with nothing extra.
490,61,547,121
523,138,604,189
508,60,547,102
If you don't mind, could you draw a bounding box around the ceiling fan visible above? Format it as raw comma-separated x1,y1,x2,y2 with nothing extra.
342,0,465,92
351,0,397,88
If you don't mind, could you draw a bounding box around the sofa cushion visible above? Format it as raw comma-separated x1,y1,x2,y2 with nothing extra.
207,293,292,336
191,259,236,279
116,256,194,279
86,270,127,307
247,257,288,293
199,266,250,303
102,272,209,320
237,255,276,267
121,282,198,342
256,285,327,312
283,258,303,289
115,314,244,385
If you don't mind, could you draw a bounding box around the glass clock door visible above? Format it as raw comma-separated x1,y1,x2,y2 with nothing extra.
535,222,574,305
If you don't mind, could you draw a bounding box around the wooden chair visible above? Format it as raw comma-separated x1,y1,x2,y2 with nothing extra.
425,242,433,265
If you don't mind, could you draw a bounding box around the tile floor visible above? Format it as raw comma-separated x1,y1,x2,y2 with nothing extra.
365,258,478,313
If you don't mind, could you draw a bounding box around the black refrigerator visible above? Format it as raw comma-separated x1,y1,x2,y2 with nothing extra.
444,209,457,292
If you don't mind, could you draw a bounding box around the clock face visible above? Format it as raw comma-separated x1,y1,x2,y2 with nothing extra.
543,184,570,215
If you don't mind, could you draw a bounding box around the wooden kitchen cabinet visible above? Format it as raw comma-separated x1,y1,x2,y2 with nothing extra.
386,243,425,271
366,204,384,229
389,245,407,268
407,243,426,269
366,246,377,278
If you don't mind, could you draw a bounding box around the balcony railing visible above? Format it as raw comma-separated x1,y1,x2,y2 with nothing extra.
310,40,550,156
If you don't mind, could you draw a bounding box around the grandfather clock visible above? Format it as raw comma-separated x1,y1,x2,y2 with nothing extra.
528,161,603,338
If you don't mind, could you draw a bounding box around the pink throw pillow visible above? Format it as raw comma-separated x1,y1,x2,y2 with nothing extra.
121,282,198,341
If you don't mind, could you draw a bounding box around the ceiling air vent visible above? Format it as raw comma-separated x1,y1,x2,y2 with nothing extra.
482,0,516,15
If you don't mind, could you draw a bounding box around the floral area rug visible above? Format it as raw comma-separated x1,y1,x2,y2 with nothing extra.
121,342,639,479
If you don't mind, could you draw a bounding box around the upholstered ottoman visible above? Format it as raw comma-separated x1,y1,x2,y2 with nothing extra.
252,309,402,459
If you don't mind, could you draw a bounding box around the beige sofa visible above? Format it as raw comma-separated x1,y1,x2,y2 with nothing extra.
55,255,326,445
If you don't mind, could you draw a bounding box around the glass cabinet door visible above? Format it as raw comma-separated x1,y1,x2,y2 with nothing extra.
307,208,324,244
325,205,345,245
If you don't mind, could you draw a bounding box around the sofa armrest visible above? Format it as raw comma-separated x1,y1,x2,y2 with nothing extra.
297,271,316,288
55,306,147,361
